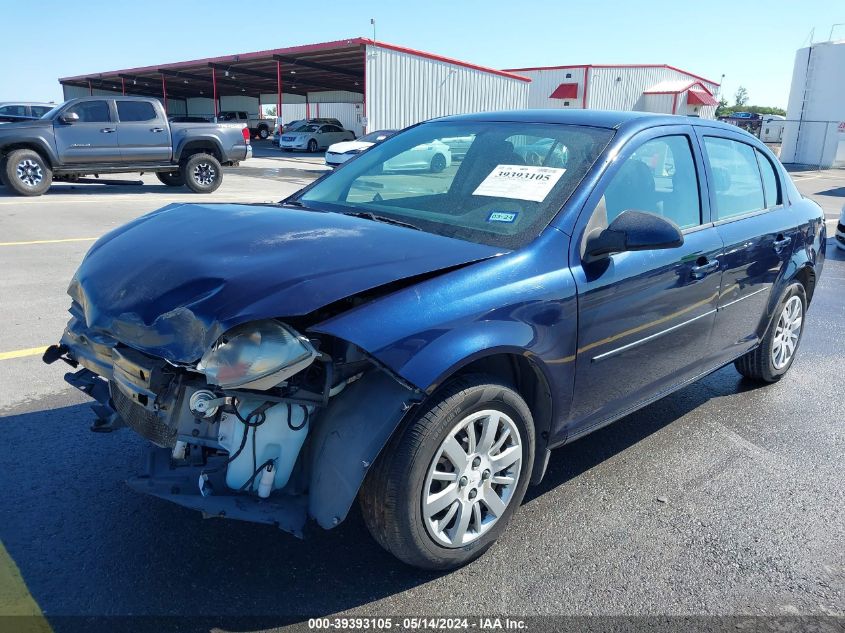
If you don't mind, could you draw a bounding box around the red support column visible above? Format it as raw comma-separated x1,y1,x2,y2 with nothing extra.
212,67,218,119
276,60,282,120
161,74,168,113
121,77,126,96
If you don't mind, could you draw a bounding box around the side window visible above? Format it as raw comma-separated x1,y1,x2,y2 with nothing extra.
65,100,111,123
30,106,52,117
0,104,27,116
599,135,701,230
702,137,765,219
116,101,157,122
755,149,781,208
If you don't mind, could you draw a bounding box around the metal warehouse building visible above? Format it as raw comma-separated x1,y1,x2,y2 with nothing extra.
503,64,720,118
780,39,845,168
58,38,530,136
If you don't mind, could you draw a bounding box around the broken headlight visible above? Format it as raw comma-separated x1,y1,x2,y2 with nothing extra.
197,320,318,390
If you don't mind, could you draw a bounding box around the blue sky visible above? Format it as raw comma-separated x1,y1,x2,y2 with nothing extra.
1,0,841,108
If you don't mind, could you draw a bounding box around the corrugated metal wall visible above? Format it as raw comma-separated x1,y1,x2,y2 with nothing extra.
308,91,363,103
312,102,364,135
366,44,529,131
640,93,676,114
516,68,587,109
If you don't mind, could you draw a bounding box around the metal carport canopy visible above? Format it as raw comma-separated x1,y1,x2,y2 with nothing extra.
58,37,530,117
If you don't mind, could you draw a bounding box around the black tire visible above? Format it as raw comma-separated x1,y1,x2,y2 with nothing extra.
735,282,807,383
258,126,269,140
307,139,318,153
156,171,185,187
360,374,535,570
181,153,222,194
430,153,447,173
3,149,52,196
0,158,7,187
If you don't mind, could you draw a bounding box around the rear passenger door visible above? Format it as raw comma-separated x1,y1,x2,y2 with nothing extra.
53,100,121,164
697,131,801,361
115,100,171,163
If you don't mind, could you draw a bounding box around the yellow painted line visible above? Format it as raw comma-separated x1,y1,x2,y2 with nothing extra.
0,237,96,247
0,542,52,631
0,347,47,361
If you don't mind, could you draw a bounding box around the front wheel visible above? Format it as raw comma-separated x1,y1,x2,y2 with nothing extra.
182,153,222,193
156,171,185,187
3,149,52,196
360,374,534,570
735,282,807,383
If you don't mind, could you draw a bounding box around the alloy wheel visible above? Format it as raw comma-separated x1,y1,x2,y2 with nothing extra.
16,159,43,187
422,409,522,548
772,295,802,370
192,162,216,186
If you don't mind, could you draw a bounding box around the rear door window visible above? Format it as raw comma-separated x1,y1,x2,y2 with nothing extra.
755,149,781,208
30,106,52,117
116,101,157,122
65,100,112,123
702,137,766,219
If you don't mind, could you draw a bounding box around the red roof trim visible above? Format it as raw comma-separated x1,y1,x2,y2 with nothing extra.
643,81,714,96
501,63,720,86
60,37,531,84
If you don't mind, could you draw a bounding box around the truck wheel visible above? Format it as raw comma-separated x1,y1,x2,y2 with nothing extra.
258,126,269,140
156,171,185,187
359,374,535,570
182,153,222,193
307,139,318,153
4,149,52,196
430,153,447,173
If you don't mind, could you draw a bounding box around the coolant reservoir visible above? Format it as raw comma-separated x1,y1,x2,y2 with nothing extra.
217,398,311,494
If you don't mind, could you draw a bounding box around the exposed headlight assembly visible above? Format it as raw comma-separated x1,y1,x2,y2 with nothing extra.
197,320,318,390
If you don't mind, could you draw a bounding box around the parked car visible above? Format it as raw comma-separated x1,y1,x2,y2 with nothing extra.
0,102,55,124
217,110,275,139
0,96,251,196
836,204,845,251
279,123,355,152
325,129,396,167
440,135,474,161
45,110,824,570
383,139,451,172
169,115,211,123
274,117,344,140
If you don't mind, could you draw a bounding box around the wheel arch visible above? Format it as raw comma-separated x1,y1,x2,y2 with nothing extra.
0,141,56,168
175,138,224,163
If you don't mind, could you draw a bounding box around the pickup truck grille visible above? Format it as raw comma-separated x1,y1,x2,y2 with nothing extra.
111,381,177,448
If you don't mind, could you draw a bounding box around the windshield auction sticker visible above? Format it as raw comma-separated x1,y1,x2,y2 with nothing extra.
473,164,566,202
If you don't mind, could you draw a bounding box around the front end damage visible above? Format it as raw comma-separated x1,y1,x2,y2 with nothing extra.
45,300,420,537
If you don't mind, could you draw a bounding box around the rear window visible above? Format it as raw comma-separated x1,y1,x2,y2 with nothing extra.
117,101,157,122
702,136,765,220
298,120,614,249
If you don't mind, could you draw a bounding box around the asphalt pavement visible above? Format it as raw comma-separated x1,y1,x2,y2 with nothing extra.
0,154,842,632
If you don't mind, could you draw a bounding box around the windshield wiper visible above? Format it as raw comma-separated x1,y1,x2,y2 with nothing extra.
342,211,421,231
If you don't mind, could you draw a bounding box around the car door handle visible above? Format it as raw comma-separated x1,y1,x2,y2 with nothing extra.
150,127,165,133
100,128,116,133
691,259,720,279
773,235,792,251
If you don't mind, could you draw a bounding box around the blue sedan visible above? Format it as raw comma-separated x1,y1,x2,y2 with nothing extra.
46,110,825,570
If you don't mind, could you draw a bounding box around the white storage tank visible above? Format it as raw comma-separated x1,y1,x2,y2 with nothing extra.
781,39,845,167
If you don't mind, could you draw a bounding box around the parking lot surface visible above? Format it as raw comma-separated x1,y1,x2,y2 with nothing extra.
0,155,842,632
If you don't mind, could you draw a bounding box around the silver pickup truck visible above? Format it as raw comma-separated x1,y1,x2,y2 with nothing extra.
0,96,252,196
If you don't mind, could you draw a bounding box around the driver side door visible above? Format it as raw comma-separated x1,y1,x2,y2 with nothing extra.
53,100,121,164
565,126,724,439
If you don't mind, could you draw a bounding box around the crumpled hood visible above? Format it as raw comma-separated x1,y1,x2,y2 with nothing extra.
69,202,501,363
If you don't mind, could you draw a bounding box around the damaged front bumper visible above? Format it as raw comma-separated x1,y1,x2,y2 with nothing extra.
46,314,419,537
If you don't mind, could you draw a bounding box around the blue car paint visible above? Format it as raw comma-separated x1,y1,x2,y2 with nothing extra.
69,201,502,363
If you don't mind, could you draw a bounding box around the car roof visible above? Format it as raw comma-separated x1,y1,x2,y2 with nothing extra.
438,109,746,134
0,101,54,106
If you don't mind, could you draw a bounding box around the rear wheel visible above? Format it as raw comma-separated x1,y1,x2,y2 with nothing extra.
307,139,318,153
156,171,185,187
735,282,807,383
360,374,534,570
4,149,52,196
258,126,270,140
182,153,222,194
430,153,447,173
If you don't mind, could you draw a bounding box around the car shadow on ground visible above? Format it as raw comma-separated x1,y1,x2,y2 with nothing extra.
0,365,760,632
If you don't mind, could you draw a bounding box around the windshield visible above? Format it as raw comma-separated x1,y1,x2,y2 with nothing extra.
360,130,396,143
296,120,614,248
298,125,319,133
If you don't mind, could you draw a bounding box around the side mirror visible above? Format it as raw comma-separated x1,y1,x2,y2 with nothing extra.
60,112,80,124
584,210,684,262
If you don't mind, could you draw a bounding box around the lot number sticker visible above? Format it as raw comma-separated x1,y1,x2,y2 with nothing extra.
473,164,566,202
